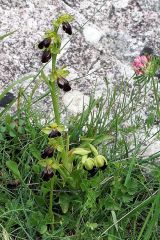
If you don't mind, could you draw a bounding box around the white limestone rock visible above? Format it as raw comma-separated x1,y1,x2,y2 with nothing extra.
112,0,130,9
83,25,103,44
62,90,89,114
142,141,160,157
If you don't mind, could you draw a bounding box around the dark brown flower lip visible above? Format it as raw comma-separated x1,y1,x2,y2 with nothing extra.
84,166,99,178
43,38,51,48
48,130,61,138
38,41,44,49
57,78,71,92
100,163,107,171
57,77,67,89
41,146,54,159
41,50,51,63
38,38,51,49
62,22,72,35
63,84,71,92
41,168,54,181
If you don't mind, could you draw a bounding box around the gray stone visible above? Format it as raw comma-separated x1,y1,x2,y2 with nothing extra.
0,0,160,100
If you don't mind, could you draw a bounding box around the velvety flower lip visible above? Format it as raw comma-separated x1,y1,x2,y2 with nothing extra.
41,146,54,159
57,77,71,92
38,38,51,49
43,38,51,48
41,168,54,181
62,22,72,35
132,55,150,75
41,50,51,63
48,129,61,138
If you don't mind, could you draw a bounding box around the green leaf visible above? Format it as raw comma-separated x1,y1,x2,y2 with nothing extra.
0,133,4,141
80,136,95,142
146,113,155,128
0,126,6,133
32,164,40,174
93,134,114,145
111,210,118,232
59,194,70,213
6,161,21,180
29,145,41,160
8,130,16,137
39,224,47,234
124,158,136,187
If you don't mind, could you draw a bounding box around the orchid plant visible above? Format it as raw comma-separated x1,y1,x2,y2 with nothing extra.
37,14,107,227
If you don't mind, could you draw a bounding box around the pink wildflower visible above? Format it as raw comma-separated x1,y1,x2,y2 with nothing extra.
132,55,150,75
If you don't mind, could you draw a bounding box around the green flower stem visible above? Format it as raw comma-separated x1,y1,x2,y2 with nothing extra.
50,54,61,125
152,77,160,117
49,176,54,229
50,53,69,170
48,54,60,229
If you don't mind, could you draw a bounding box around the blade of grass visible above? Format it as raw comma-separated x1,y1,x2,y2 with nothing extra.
0,30,16,41
99,190,158,238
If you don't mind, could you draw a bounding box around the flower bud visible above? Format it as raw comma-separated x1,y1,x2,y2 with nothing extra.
62,22,72,35
48,130,61,138
41,50,51,63
94,155,107,168
41,146,54,159
41,168,54,181
84,158,94,170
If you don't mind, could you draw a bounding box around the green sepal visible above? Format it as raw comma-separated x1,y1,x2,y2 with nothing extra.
41,123,65,135
6,160,22,180
49,138,63,152
38,159,53,167
89,144,98,156
94,155,107,168
53,67,70,81
84,158,95,170
53,14,74,28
